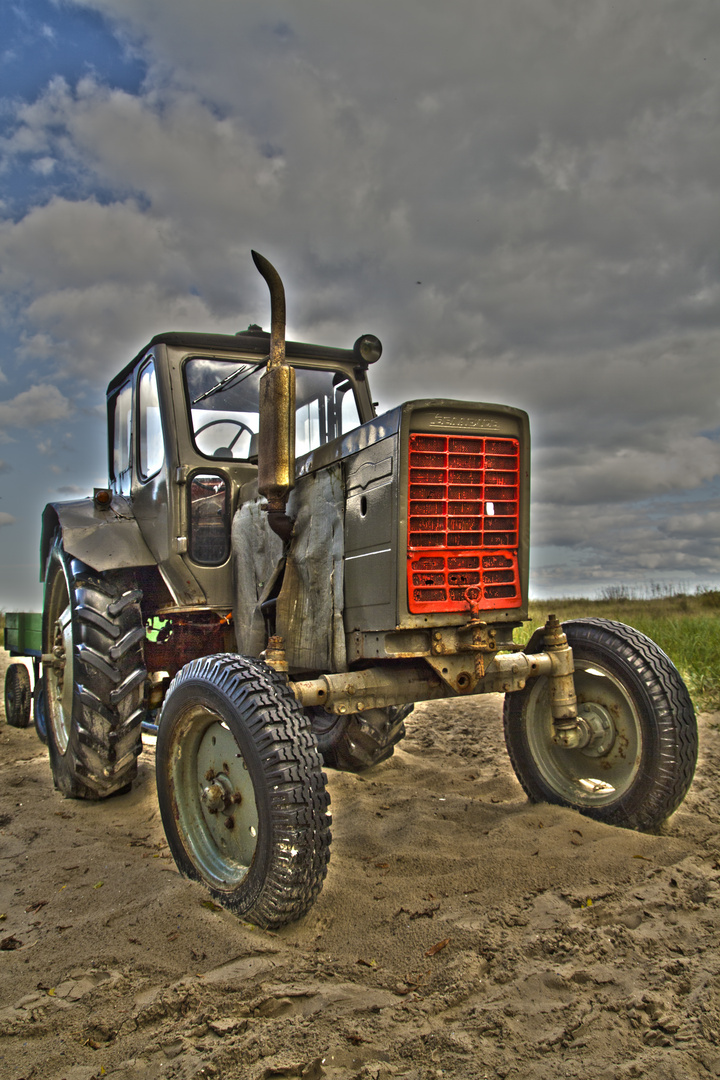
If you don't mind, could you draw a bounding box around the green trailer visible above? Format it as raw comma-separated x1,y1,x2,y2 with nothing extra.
3,612,47,741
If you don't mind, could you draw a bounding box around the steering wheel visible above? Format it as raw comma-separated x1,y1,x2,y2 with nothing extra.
194,418,255,455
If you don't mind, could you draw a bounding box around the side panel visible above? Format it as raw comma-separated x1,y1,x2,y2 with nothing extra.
342,433,399,632
308,399,529,640
4,612,42,655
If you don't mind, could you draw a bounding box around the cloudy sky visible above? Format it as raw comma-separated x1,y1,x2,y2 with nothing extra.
1,0,719,611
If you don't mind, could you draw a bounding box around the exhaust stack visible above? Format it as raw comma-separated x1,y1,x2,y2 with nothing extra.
252,250,296,542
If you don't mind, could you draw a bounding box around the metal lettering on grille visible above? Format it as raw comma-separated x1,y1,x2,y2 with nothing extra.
407,433,521,613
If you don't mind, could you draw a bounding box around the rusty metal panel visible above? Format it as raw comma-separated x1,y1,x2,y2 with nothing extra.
232,498,284,657
276,465,347,673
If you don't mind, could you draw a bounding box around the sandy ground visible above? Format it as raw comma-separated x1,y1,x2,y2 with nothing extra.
2,649,720,1080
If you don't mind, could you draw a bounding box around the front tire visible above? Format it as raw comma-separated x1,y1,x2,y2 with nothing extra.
156,654,332,929
42,537,146,798
503,619,697,831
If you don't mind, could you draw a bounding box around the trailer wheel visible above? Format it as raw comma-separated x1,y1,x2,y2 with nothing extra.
156,654,331,929
43,536,146,799
34,678,48,744
310,704,412,772
5,664,32,728
503,619,697,831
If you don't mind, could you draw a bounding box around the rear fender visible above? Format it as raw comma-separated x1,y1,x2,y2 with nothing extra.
40,497,157,580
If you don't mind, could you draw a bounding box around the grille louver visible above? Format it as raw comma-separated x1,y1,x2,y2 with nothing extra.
407,433,521,612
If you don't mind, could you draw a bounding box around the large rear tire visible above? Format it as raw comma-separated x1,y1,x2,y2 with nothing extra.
42,537,146,798
503,619,697,831
156,654,331,929
5,664,32,728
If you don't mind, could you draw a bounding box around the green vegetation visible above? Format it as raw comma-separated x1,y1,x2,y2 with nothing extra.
519,589,720,712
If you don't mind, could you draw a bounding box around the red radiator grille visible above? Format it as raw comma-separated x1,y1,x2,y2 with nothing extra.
407,432,522,612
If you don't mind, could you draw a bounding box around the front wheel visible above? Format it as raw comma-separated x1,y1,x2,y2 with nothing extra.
503,619,697,831
156,654,332,929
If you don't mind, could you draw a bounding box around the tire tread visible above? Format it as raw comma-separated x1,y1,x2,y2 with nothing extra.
44,541,146,799
158,654,331,929
503,618,697,831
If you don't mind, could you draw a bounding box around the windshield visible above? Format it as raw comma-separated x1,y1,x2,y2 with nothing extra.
184,357,361,461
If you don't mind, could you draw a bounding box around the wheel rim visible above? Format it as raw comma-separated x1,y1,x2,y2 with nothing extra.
169,705,260,888
45,566,74,755
525,658,642,808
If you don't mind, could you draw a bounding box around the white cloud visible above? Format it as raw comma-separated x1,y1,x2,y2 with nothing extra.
0,384,73,430
23,281,226,380
0,195,182,295
0,512,16,527
30,156,56,175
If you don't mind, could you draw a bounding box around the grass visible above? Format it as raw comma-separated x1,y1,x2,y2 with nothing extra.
519,590,720,712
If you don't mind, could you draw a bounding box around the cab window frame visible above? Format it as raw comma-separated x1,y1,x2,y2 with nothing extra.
183,355,363,464
137,356,165,482
109,378,133,496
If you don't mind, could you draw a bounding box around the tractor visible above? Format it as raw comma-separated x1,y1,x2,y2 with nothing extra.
10,251,696,928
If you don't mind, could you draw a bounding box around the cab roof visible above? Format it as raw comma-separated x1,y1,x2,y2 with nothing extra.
107,328,366,397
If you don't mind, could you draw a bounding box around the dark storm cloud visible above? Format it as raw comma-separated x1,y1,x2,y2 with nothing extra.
0,0,718,601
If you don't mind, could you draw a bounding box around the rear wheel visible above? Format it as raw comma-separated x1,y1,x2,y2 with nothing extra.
156,654,331,928
503,619,697,831
310,704,412,772
42,536,146,798
5,665,31,728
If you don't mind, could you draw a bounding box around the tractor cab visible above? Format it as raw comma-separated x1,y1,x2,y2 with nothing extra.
99,328,377,611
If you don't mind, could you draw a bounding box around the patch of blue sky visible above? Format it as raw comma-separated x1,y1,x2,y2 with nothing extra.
639,479,720,512
0,156,144,221
1,159,85,219
0,0,146,103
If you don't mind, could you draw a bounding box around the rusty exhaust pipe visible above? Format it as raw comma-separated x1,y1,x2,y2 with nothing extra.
252,250,295,543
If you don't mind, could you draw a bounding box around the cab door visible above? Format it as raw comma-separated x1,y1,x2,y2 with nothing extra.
130,355,176,566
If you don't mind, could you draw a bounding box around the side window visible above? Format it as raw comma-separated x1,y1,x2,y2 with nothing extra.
111,381,133,496
189,473,230,565
138,360,164,480
295,372,360,456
